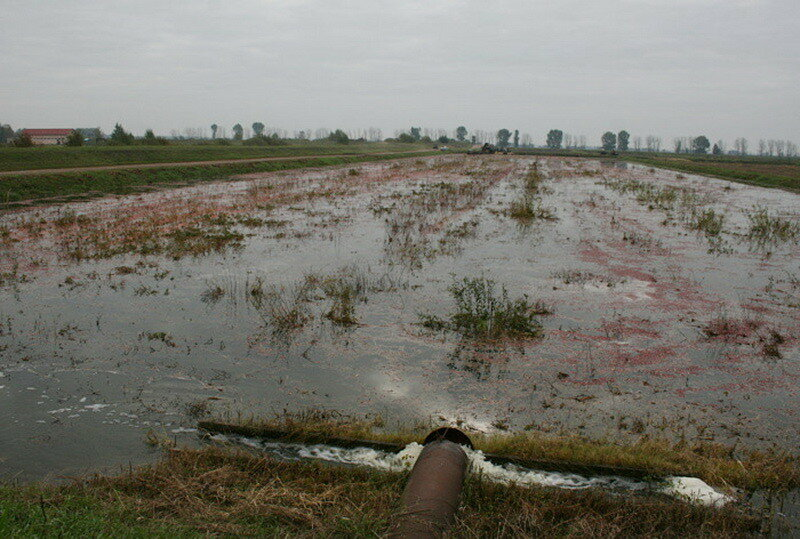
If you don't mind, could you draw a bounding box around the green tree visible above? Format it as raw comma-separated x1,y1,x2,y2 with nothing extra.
617,130,630,151
496,129,512,148
211,124,218,139
601,131,617,151
692,135,711,154
455,126,468,142
438,135,449,144
252,122,265,137
0,124,13,144
513,130,519,148
232,123,244,141
328,129,350,144
546,129,563,149
712,143,722,155
66,129,83,146
397,133,415,143
410,127,422,141
110,123,134,145
12,132,33,147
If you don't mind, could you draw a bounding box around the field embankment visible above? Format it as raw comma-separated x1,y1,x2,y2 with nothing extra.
0,141,437,172
624,153,800,192
0,151,440,207
0,444,764,537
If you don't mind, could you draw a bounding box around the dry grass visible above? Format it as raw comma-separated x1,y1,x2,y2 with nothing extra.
204,412,800,491
1,445,761,537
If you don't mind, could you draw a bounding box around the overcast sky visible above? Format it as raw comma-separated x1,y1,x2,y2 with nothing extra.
2,0,798,145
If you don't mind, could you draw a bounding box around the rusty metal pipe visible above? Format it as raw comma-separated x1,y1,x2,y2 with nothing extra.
388,428,472,538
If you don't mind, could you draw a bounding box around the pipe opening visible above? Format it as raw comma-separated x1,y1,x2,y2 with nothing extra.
423,427,473,449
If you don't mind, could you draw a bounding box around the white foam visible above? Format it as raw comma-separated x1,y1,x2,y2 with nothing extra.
213,435,732,506
662,476,733,507
84,404,110,411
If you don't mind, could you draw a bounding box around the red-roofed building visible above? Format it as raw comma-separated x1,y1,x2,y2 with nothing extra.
22,129,74,145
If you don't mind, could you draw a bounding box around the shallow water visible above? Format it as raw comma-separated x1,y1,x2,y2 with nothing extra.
0,155,798,482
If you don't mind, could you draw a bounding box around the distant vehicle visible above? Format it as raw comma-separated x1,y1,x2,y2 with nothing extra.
467,143,509,155
439,145,449,151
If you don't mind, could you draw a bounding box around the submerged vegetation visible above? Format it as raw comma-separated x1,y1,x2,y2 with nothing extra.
508,162,557,222
746,206,800,245
420,276,551,339
248,265,406,337
508,192,557,221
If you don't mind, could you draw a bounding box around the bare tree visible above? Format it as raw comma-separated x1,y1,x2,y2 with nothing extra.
733,138,748,155
758,139,767,156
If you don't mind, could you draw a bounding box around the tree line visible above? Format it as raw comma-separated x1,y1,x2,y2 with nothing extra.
1,120,797,157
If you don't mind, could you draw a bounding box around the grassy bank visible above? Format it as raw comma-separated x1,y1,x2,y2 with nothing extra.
0,141,436,172
0,151,440,207
0,446,761,537
202,413,800,491
624,153,800,192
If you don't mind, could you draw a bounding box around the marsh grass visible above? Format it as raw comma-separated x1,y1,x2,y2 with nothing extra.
690,208,725,237
248,265,405,333
508,193,557,222
746,206,799,245
420,276,550,339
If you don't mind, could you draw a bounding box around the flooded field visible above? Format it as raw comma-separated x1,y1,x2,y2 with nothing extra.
1,155,798,481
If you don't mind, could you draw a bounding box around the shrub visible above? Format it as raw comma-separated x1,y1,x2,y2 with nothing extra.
328,129,350,144
12,133,33,147
66,130,83,146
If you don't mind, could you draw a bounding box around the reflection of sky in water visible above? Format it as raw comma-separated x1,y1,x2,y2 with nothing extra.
0,156,799,481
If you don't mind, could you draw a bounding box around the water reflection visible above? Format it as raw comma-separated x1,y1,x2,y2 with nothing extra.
446,340,523,381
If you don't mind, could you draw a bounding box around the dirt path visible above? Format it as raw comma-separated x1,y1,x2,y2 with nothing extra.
0,150,436,177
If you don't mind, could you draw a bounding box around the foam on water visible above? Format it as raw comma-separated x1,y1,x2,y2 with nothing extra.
211,435,732,506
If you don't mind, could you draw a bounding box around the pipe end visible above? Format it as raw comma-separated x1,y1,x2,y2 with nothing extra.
423,427,473,449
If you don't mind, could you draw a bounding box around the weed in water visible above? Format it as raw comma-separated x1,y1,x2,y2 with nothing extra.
746,206,799,245
201,284,226,304
508,193,557,222
689,208,725,237
420,276,550,339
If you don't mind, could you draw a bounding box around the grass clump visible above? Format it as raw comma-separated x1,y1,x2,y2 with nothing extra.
420,276,550,339
747,206,799,245
508,193,557,222
690,208,725,237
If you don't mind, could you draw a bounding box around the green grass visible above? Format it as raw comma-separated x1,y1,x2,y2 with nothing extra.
0,446,762,537
624,153,800,192
0,152,441,207
0,141,436,172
